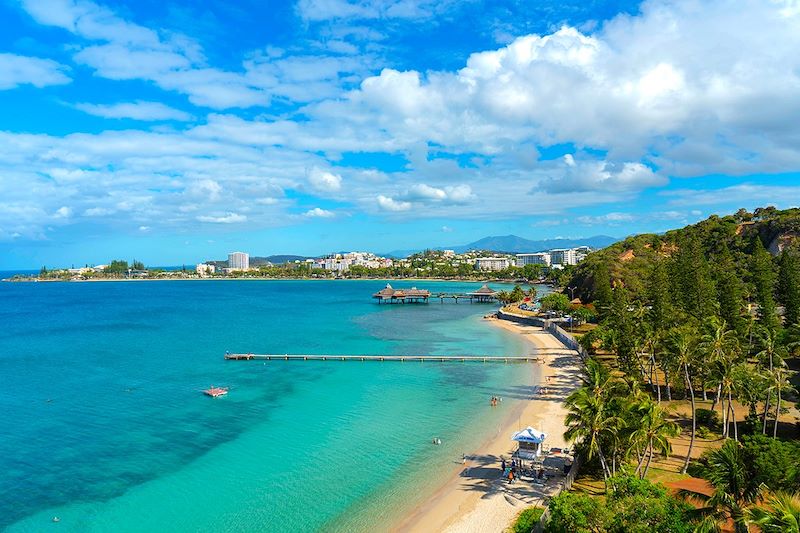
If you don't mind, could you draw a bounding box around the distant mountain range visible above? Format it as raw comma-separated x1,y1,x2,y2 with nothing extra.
252,255,310,265
385,235,620,258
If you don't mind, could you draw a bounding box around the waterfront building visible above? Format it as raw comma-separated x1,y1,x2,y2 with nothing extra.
196,263,215,277
516,252,551,267
443,250,455,257
475,257,512,271
550,248,578,266
372,283,431,303
228,251,249,270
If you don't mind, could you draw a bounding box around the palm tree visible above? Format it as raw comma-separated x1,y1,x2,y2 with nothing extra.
732,364,768,433
756,327,787,434
711,356,740,440
580,357,623,398
630,400,680,478
671,328,698,474
701,320,740,438
563,387,620,482
747,491,800,532
769,363,795,438
681,440,765,533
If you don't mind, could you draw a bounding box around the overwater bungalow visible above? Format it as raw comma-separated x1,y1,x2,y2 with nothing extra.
467,284,498,302
373,283,431,303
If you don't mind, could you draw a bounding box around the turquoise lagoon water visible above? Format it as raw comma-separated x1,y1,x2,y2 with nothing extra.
0,280,545,532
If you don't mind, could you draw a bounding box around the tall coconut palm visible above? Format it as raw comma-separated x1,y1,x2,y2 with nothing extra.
630,400,680,478
563,387,620,481
769,363,795,438
756,327,787,434
580,356,623,399
747,491,800,533
671,328,698,474
681,440,765,533
711,355,740,440
701,320,740,437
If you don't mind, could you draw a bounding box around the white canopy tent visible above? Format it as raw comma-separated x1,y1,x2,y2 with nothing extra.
511,426,547,459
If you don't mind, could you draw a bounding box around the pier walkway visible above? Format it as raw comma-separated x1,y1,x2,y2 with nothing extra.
225,353,542,363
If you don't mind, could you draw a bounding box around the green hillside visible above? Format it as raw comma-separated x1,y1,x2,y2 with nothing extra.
570,206,800,312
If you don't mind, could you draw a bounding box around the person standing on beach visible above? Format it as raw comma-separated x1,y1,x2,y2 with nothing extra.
501,458,506,473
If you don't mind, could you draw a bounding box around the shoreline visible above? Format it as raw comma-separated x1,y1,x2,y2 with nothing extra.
392,317,583,533
2,276,549,285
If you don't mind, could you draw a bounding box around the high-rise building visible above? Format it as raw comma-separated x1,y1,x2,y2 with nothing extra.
228,251,249,270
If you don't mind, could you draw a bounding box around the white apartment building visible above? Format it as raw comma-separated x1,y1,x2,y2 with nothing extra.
442,250,455,257
196,263,216,277
475,257,512,271
574,246,591,263
313,252,394,272
516,252,552,267
228,251,249,270
550,248,578,266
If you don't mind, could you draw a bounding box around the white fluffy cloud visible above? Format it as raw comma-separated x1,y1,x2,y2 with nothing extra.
542,155,665,193
303,207,336,218
401,183,474,204
4,0,800,243
314,1,800,176
0,53,70,89
308,167,343,193
376,195,412,212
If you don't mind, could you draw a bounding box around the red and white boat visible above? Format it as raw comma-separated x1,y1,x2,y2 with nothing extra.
203,386,228,398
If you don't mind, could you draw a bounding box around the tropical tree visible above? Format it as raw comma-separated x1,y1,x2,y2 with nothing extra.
593,262,613,318
768,363,795,438
751,237,779,332
747,491,800,533
778,250,800,327
671,328,698,473
756,327,788,434
630,400,680,478
509,284,525,303
700,319,740,434
682,440,765,533
540,292,571,314
564,386,620,482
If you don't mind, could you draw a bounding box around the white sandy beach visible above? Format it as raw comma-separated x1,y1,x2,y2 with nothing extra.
392,318,583,533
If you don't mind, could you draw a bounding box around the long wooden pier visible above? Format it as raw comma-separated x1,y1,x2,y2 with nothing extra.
225,353,541,363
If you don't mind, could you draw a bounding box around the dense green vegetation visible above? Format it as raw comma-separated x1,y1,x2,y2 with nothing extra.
563,359,679,483
546,472,693,532
510,506,544,533
548,207,800,533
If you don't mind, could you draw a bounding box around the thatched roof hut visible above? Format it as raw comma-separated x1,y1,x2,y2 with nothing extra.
373,284,430,303
467,284,498,301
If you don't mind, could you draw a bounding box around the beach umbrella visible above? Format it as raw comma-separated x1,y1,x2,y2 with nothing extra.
511,426,547,444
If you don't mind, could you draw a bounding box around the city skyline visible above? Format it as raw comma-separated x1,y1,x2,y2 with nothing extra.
2,0,800,269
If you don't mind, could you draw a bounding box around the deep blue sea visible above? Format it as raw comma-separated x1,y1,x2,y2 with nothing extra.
0,280,545,532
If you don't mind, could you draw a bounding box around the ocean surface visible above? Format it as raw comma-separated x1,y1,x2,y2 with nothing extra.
0,279,547,532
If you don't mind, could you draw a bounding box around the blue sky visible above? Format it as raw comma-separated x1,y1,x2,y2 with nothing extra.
1,0,799,268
